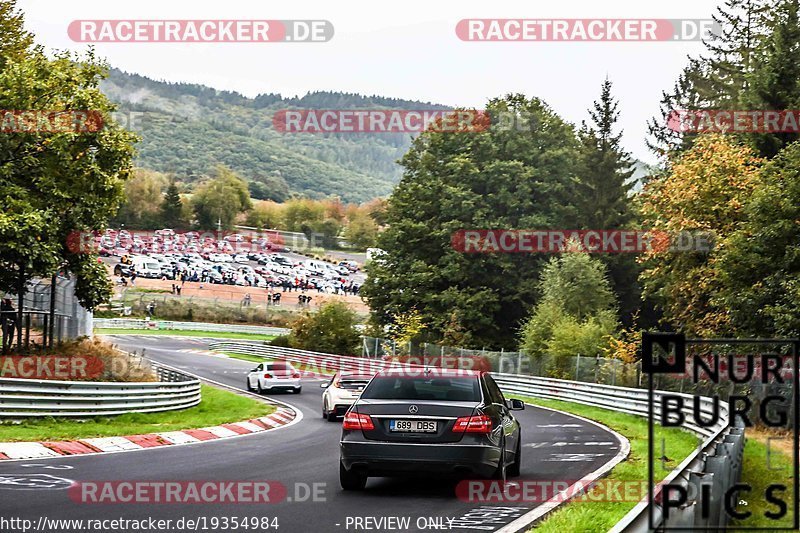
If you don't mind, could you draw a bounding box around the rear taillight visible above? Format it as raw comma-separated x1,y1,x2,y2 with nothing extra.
342,412,374,431
292,373,301,378
263,373,272,379
452,414,493,434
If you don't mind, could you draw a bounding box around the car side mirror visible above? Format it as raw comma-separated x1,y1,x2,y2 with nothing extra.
320,382,329,389
507,399,525,411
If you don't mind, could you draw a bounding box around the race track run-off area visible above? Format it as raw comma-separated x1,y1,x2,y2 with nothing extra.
0,335,626,533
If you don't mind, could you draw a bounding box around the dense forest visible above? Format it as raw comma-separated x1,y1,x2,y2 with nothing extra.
101,69,452,202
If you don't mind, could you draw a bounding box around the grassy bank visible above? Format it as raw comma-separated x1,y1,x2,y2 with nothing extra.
96,328,277,341
732,429,795,529
0,384,275,442
506,396,699,532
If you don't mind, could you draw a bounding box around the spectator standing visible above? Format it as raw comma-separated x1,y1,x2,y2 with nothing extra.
1,298,17,352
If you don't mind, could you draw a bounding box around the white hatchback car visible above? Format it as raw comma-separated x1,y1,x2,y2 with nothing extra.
320,371,374,421
247,362,302,394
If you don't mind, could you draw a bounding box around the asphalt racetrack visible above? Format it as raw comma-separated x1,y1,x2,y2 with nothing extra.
0,335,624,533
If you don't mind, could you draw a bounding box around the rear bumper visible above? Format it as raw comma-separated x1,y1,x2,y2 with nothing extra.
340,440,500,478
330,403,354,416
260,378,301,390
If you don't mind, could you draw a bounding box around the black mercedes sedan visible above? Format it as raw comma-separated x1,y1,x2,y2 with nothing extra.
339,367,524,490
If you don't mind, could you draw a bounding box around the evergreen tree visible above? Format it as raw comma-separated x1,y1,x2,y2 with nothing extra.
574,79,639,325
743,0,800,157
647,0,771,155
160,181,185,228
575,79,634,229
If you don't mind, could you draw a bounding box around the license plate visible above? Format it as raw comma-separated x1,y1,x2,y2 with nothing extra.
389,420,437,433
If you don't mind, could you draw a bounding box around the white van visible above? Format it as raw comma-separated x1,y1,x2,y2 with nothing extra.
304,260,328,276
130,256,163,278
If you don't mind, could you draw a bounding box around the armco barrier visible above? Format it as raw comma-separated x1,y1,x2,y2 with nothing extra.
0,361,201,418
210,341,745,531
94,318,289,336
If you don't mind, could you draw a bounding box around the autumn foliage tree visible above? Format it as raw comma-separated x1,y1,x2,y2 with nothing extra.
639,134,763,336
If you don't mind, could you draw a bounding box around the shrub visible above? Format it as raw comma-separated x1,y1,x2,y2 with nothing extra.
288,301,360,355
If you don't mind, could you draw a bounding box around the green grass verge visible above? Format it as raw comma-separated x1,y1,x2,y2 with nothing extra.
223,351,270,364
96,328,277,341
505,395,699,533
0,384,275,442
222,351,336,376
731,434,795,528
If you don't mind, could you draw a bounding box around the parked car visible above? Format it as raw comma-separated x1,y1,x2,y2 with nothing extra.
233,254,249,263
339,260,360,272
321,371,374,421
338,368,524,490
246,362,302,394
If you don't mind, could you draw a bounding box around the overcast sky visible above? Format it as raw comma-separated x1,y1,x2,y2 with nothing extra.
17,0,724,163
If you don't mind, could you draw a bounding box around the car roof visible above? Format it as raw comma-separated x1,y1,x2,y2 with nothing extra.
339,371,373,379
376,367,482,378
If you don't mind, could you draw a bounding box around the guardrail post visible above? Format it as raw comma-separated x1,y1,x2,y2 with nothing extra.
706,454,729,527
688,471,712,529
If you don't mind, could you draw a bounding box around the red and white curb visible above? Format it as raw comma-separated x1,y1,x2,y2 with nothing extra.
0,407,296,461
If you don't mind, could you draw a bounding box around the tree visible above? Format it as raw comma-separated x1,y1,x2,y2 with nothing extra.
742,0,800,157
574,79,635,229
288,301,361,355
191,165,252,229
520,252,618,377
0,6,137,313
647,0,771,155
248,172,290,202
245,200,282,229
716,141,800,336
160,181,186,228
0,0,33,71
362,95,580,348
639,135,763,336
574,79,639,325
343,213,379,249
115,170,167,228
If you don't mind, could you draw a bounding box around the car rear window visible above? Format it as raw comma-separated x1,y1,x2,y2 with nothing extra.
360,376,481,402
339,379,370,390
265,363,296,372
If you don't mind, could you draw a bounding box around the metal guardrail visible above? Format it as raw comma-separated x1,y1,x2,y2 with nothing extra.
210,341,744,531
94,318,289,336
0,360,201,418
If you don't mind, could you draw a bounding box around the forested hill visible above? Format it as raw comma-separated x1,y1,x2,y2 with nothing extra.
100,69,449,202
